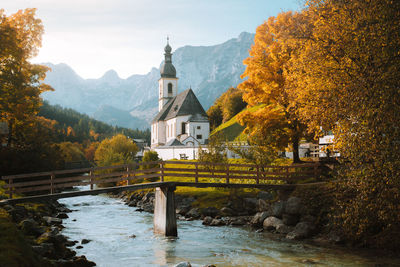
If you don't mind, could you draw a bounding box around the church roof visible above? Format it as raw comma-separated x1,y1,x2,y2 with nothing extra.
165,138,184,146
160,40,176,78
152,89,208,123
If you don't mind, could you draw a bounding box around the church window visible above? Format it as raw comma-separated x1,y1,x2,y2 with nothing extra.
196,134,202,139
181,122,186,134
168,83,173,96
197,126,201,130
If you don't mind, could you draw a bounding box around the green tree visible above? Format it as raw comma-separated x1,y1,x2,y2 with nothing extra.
94,134,138,167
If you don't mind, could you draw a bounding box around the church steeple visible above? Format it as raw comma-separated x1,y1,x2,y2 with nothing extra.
158,37,178,112
160,37,176,78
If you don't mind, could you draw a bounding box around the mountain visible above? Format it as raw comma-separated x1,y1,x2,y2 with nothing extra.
92,105,148,130
41,32,255,129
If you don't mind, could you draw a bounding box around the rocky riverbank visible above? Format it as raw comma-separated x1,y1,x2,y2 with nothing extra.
0,199,96,266
118,189,342,244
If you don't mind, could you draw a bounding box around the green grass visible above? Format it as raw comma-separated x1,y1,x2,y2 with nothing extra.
210,104,265,142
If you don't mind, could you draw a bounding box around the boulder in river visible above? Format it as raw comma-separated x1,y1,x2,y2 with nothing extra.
174,262,192,267
286,221,316,240
263,216,283,231
285,197,303,215
202,216,213,225
269,201,285,218
250,211,270,227
201,207,219,217
186,208,201,219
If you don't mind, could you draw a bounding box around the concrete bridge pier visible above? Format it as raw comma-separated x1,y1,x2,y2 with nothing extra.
153,185,177,237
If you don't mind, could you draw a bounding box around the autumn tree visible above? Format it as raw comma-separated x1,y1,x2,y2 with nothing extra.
0,9,52,147
286,0,400,249
238,11,310,163
207,87,247,130
94,134,138,167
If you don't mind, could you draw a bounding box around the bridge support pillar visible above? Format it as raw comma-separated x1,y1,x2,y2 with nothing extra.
154,185,177,237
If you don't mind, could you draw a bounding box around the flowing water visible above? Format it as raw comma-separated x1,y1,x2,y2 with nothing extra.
59,187,399,267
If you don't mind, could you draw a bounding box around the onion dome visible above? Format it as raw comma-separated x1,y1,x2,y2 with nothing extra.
160,37,176,78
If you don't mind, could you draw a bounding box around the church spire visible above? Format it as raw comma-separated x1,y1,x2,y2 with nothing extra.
160,37,176,78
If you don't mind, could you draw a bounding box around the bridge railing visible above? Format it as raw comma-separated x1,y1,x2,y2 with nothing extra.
1,161,321,199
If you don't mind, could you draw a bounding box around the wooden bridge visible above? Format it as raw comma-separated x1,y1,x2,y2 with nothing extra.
1,161,323,236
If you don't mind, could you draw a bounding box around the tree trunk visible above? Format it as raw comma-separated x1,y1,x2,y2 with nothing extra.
292,137,301,164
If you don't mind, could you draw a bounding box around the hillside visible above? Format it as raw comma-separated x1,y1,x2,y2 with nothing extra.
38,102,150,144
210,105,265,141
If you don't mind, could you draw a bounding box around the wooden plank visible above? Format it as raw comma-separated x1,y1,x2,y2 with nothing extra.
3,178,51,188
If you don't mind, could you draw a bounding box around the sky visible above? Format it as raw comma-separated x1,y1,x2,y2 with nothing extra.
2,0,301,79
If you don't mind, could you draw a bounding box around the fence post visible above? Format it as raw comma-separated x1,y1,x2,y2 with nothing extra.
160,161,164,182
195,162,199,183
8,178,13,199
90,168,94,190
226,164,230,184
256,165,260,184
50,173,55,194
126,165,130,185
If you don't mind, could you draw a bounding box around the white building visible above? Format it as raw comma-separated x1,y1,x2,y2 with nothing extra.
151,40,210,160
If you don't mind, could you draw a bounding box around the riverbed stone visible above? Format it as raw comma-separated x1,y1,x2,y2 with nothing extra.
209,218,225,226
186,208,201,219
285,197,303,215
202,216,213,225
43,216,62,225
276,224,293,234
81,239,91,244
220,207,235,216
201,207,219,217
250,211,270,227
56,212,69,219
174,262,192,267
230,216,247,226
269,201,286,218
282,214,300,226
256,199,270,212
176,205,191,216
286,221,316,240
263,216,283,231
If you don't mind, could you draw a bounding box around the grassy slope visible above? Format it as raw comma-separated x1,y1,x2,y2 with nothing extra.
210,104,265,142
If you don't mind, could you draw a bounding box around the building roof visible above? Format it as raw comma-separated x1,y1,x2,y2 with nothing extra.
165,138,184,146
160,41,176,78
152,89,208,123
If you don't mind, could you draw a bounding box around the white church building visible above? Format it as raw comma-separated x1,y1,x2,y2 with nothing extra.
151,40,210,160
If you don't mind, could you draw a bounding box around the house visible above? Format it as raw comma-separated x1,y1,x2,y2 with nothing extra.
151,39,210,160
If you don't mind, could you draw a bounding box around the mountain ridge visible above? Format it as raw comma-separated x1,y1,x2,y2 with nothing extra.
41,31,255,129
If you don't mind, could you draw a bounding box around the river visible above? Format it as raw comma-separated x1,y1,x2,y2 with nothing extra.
59,188,398,267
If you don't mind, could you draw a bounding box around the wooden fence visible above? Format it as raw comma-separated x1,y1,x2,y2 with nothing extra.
1,161,321,199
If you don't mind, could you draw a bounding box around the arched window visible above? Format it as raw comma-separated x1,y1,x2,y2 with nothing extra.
168,83,173,95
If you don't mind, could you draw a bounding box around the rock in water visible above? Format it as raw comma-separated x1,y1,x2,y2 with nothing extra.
285,197,303,215
263,216,283,231
174,262,192,267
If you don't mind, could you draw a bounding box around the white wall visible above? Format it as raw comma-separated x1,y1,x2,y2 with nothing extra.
154,146,208,160
158,77,178,111
187,121,209,144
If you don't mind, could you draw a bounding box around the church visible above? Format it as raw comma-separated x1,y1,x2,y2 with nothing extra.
151,40,210,160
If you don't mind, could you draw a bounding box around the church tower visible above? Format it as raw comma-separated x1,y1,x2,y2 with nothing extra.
158,38,178,111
